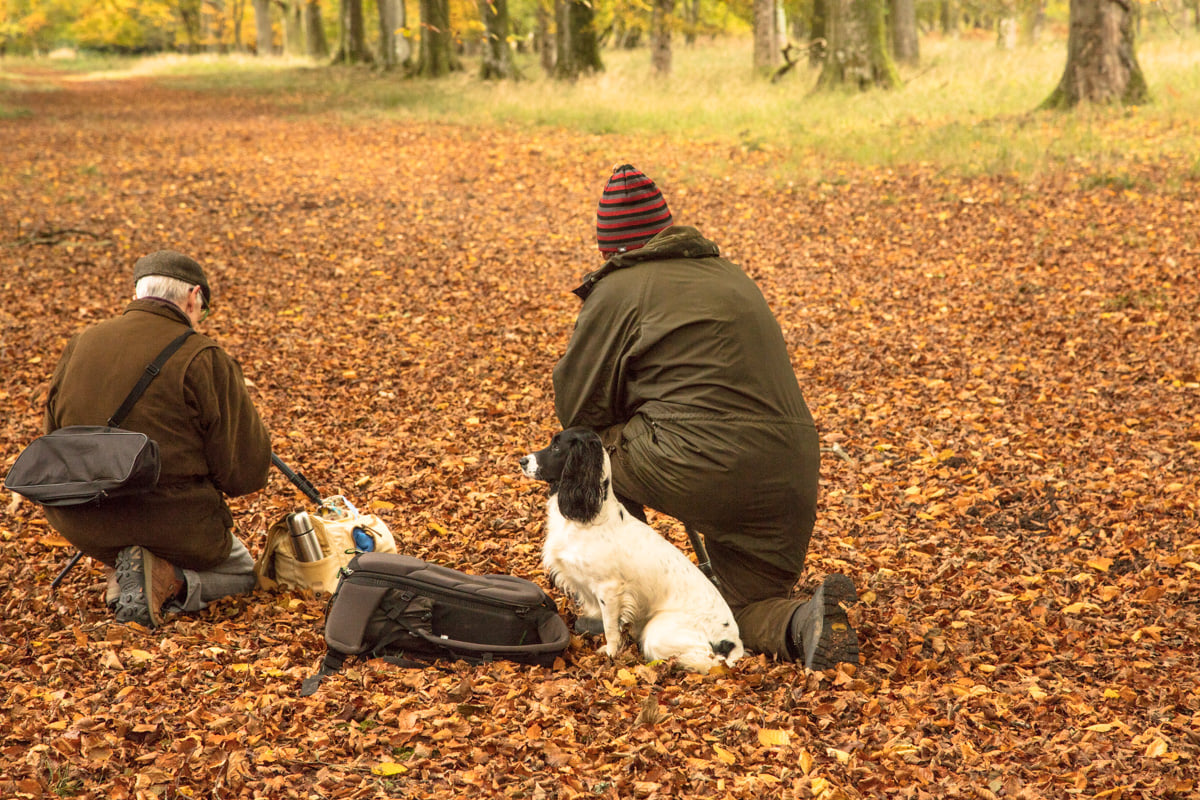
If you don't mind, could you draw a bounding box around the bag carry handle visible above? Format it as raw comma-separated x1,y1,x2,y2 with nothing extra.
408,619,570,656
107,330,195,427
374,592,567,657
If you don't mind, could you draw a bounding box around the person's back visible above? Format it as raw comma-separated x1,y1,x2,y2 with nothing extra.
569,225,812,422
42,250,270,627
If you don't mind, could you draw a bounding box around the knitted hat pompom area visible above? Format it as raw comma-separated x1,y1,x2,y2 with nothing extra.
596,163,673,255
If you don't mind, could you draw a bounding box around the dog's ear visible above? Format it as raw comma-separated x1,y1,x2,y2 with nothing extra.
556,433,606,523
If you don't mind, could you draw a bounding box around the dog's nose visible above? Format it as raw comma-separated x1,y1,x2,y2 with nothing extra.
519,455,530,469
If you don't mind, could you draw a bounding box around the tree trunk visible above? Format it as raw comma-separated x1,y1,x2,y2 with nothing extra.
997,15,1018,49
281,0,303,56
537,0,555,75
253,0,273,54
231,0,248,52
177,1,202,52
891,0,918,64
651,0,674,76
304,0,329,58
1022,0,1045,44
479,0,517,78
209,0,227,53
810,0,828,66
1041,0,1149,108
684,0,699,45
753,0,778,72
940,0,958,35
554,0,603,80
378,0,409,68
417,0,461,76
817,0,901,90
335,0,371,63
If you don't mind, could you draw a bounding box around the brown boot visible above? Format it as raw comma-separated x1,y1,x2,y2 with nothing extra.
113,546,185,628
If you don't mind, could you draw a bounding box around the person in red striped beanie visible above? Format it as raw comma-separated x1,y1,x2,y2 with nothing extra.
551,163,860,672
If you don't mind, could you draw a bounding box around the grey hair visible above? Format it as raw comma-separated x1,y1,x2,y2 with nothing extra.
136,274,195,305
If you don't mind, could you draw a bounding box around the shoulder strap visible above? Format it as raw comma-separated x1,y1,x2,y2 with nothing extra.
107,330,195,428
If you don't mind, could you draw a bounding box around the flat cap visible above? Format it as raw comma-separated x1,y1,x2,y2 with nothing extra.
133,250,211,307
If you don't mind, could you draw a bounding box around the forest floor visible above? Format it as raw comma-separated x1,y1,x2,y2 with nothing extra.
1,72,1198,799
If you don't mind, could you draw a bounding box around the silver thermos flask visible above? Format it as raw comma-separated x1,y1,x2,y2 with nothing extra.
287,511,323,562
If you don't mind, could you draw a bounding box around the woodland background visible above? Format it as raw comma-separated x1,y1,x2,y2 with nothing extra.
2,12,1199,800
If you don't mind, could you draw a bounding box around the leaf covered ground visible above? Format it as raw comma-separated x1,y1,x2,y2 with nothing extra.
1,74,1198,799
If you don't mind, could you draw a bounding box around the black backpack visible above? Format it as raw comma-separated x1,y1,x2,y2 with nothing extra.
301,552,570,695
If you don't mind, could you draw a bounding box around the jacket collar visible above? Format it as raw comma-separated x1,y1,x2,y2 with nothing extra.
572,225,720,300
123,296,194,327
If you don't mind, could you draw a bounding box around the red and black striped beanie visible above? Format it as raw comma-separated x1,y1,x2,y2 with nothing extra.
596,164,673,255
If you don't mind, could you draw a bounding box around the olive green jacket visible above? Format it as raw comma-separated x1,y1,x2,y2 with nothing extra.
43,299,270,570
552,226,820,573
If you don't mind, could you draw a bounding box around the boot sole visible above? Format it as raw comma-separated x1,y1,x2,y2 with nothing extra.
796,574,860,670
113,546,153,627
811,574,860,670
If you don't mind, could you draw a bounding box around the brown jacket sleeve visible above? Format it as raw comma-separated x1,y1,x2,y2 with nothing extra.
185,347,271,498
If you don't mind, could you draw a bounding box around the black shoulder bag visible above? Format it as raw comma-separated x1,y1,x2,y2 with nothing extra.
4,330,194,507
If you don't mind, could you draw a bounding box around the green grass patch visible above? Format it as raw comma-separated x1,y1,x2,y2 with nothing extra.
4,27,1199,181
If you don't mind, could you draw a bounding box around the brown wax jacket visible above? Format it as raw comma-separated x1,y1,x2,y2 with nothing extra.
43,298,270,570
552,226,820,574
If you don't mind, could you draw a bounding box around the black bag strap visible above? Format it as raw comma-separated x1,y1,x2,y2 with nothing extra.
299,651,346,697
106,330,195,428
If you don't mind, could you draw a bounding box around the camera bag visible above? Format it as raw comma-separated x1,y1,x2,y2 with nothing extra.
5,331,193,506
300,551,569,695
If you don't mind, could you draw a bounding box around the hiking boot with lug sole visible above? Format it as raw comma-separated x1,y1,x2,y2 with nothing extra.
790,573,860,670
113,546,184,628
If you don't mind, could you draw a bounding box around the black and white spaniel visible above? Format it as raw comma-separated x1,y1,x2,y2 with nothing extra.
520,427,743,673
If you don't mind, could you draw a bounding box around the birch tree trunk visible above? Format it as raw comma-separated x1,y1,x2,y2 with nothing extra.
997,15,1019,49
1041,0,1148,108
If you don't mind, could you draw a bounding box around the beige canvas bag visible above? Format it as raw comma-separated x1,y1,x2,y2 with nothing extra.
255,497,397,594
